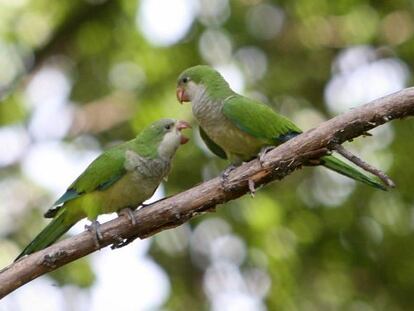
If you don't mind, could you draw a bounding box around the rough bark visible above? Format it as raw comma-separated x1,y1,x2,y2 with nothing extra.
1,87,414,299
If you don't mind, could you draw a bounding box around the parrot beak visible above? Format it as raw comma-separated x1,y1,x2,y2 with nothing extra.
176,86,189,104
176,120,191,130
176,120,191,144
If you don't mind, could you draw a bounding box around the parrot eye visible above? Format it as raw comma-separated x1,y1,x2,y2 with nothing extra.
164,124,173,130
181,77,189,84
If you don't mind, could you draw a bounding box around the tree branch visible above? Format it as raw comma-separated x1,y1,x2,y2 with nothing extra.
1,87,414,298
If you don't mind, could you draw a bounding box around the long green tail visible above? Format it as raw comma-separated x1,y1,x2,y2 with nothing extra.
321,154,386,191
15,210,74,261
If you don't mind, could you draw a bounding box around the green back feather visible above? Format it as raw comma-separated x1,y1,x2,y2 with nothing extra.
223,95,302,144
68,147,128,194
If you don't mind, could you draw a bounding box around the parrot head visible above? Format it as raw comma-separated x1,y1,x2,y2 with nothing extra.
139,119,191,159
176,65,231,104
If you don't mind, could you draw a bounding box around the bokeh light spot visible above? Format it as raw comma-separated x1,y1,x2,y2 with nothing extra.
325,46,409,115
109,62,146,91
137,0,196,46
246,4,284,40
197,0,230,26
235,46,268,84
199,29,233,65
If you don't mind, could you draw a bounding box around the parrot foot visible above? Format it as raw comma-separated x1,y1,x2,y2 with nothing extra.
118,207,137,226
258,146,275,167
111,236,137,249
85,220,103,249
220,164,237,191
248,179,256,197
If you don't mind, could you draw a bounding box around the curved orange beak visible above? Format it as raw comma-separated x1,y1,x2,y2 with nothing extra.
176,86,190,104
176,120,191,144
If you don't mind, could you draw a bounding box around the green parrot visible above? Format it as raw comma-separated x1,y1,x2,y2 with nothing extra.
16,118,190,260
176,65,386,190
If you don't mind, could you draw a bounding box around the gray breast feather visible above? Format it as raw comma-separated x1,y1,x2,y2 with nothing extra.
124,150,170,178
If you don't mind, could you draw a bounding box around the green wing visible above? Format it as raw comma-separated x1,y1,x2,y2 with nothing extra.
223,95,302,144
200,127,227,159
223,95,387,191
45,147,127,218
70,147,127,193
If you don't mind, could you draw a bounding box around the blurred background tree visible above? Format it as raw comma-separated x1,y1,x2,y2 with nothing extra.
0,0,414,310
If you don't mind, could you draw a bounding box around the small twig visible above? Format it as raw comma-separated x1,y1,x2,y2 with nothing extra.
334,144,395,188
248,179,256,197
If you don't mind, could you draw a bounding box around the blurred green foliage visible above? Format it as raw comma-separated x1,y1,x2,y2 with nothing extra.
1,0,414,310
